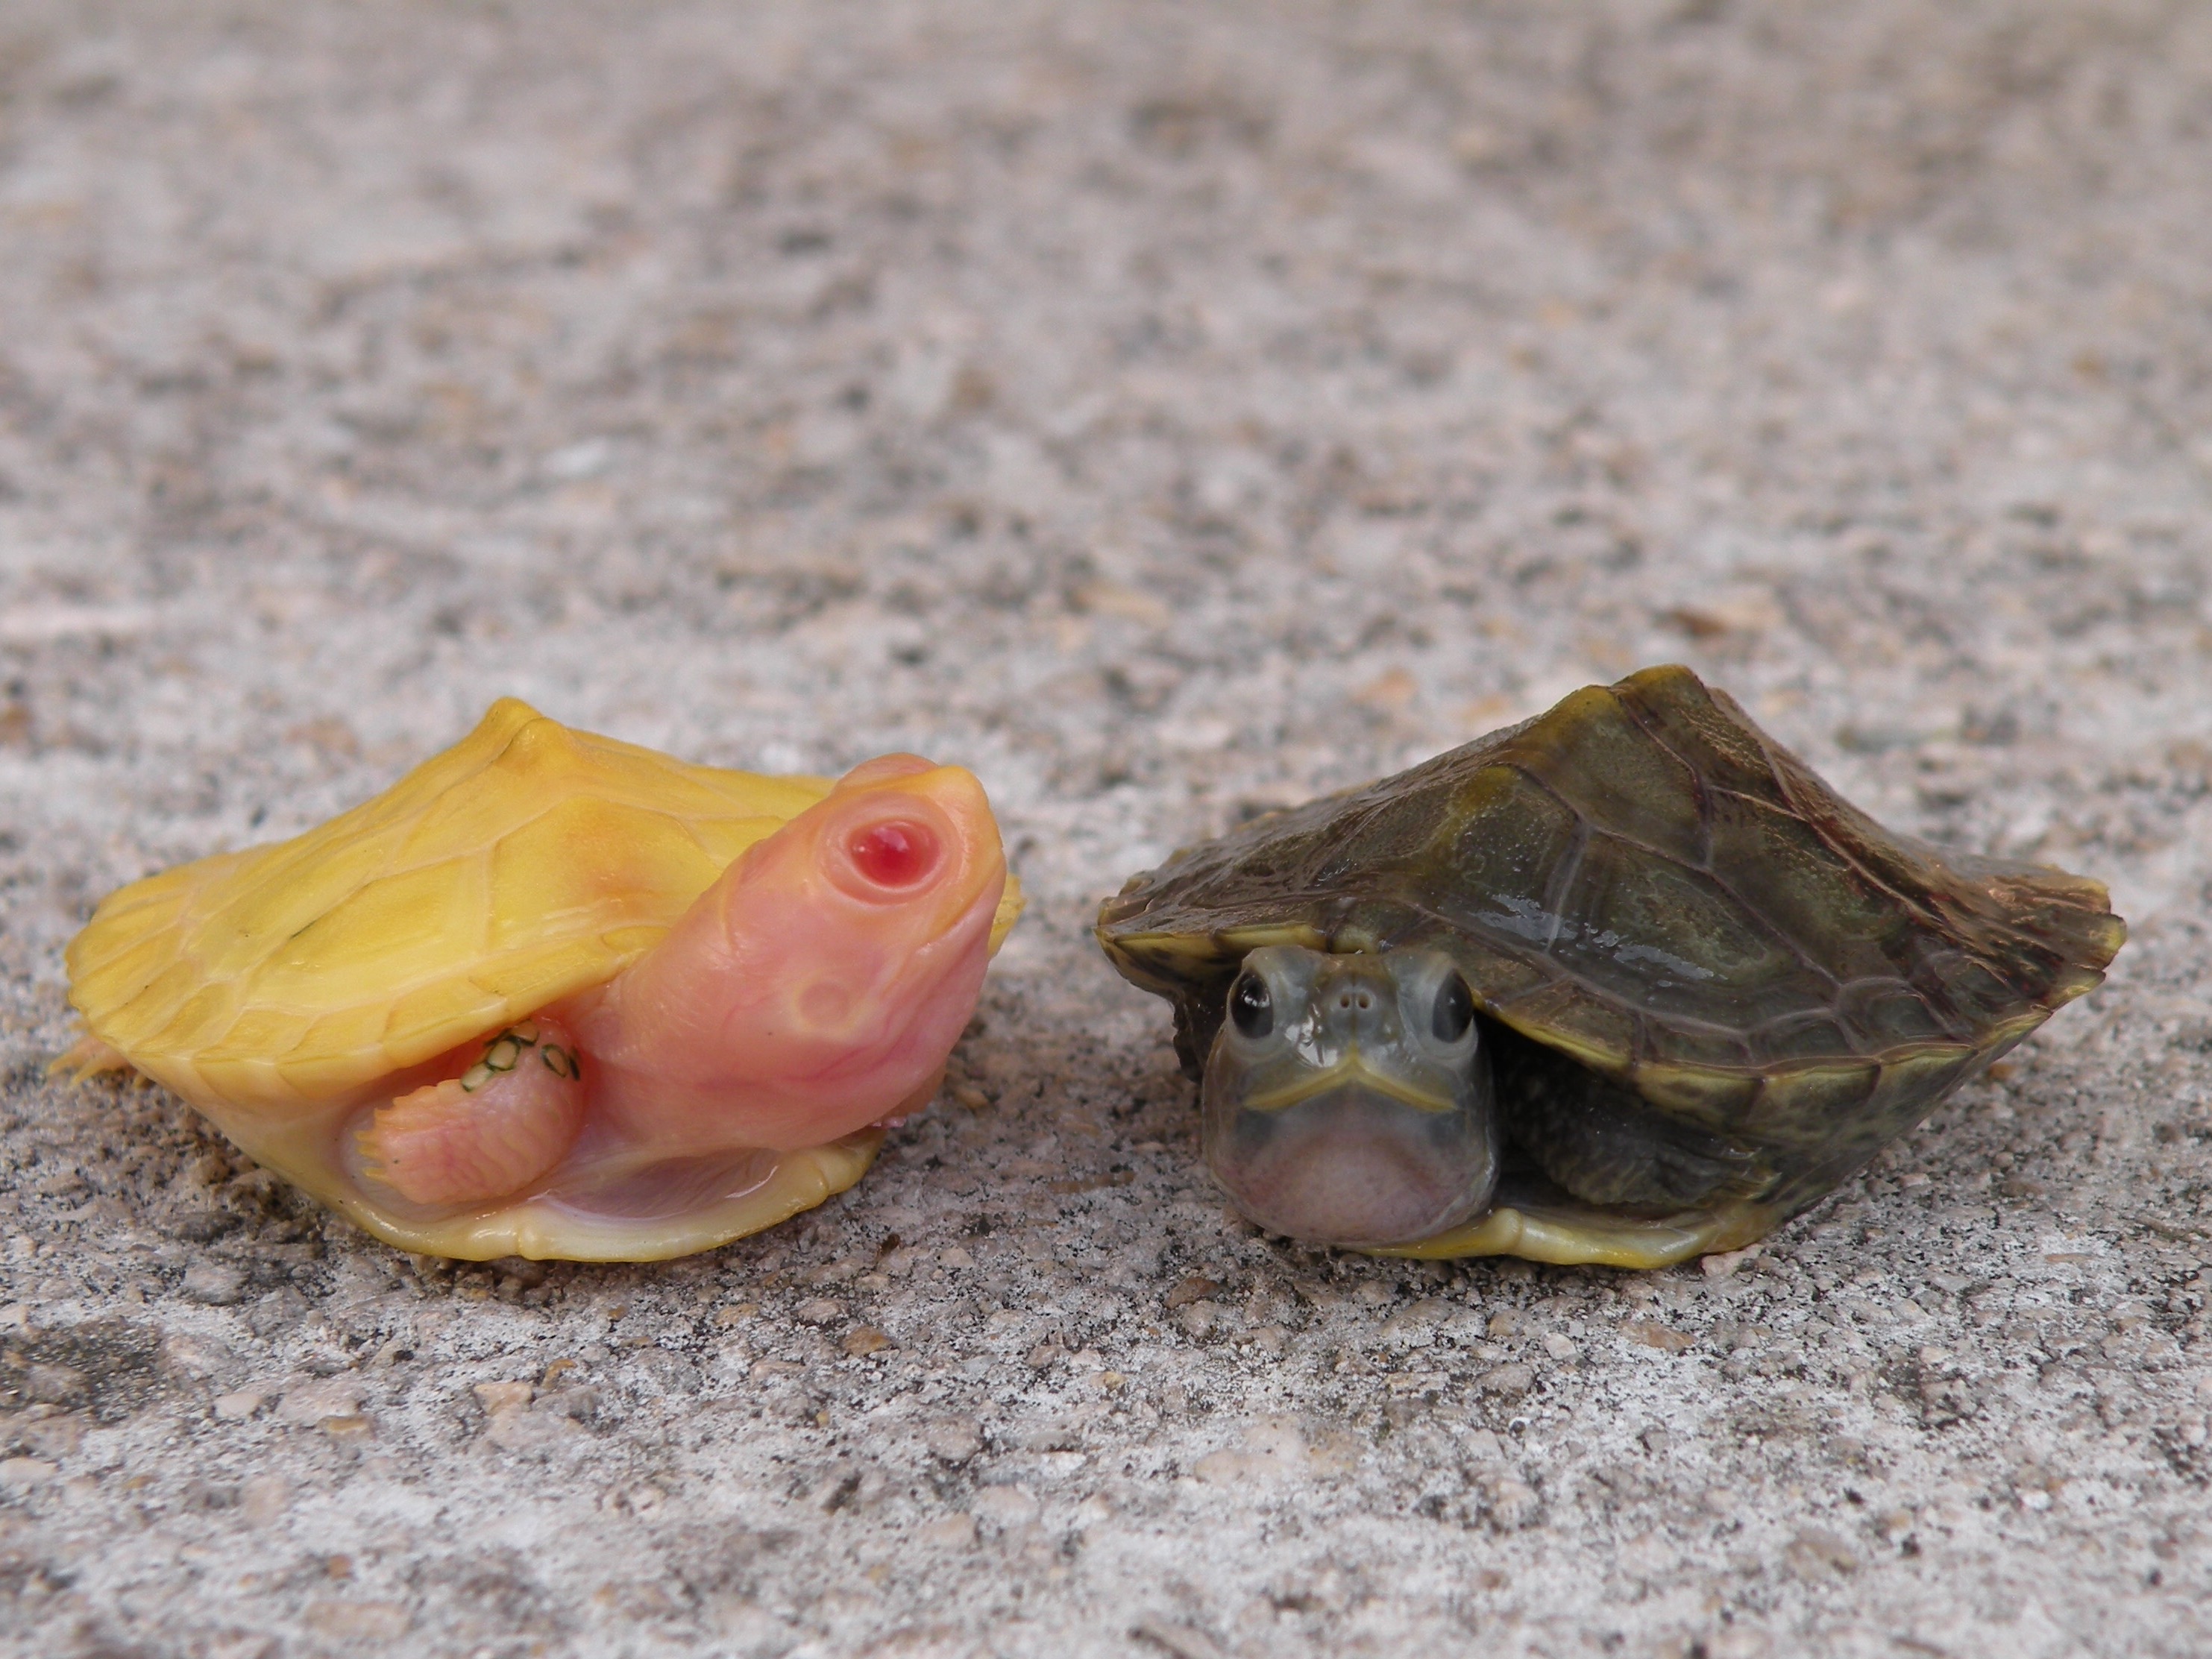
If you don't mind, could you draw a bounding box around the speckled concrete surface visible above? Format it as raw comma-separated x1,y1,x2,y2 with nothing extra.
2,3,2211,1655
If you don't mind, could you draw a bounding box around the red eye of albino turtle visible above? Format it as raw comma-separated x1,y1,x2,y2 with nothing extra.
846,819,941,889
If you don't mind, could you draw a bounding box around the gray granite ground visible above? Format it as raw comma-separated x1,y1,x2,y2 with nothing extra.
2,1,2211,1654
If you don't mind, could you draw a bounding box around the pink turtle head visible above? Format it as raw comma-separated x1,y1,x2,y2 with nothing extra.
576,754,1010,1153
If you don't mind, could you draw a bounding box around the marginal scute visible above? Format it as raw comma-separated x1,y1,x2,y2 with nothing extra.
1489,980,1636,1073
379,978,520,1068
297,1003,386,1062
154,981,239,1056
2046,962,2111,1006
1747,1012,1856,1064
76,931,179,1019
1102,932,1215,995
1916,951,2019,1025
1627,1060,1757,1125
1424,934,1546,1008
1096,664,2125,1265
1737,1062,1882,1135
481,936,633,1013
1864,1045,1978,1115
1837,978,1949,1047
202,1006,314,1066
1644,1022,1754,1072
1218,922,1331,957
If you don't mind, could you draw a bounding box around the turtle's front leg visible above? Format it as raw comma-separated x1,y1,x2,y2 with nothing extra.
359,1020,588,1206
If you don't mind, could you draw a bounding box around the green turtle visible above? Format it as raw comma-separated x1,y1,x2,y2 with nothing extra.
1096,666,2123,1268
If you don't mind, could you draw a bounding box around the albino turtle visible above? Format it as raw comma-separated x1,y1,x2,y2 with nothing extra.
59,699,1022,1261
1097,666,2123,1268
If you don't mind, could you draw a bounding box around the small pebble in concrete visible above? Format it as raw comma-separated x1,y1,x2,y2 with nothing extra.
180,1262,248,1306
924,1418,984,1464
213,1389,267,1421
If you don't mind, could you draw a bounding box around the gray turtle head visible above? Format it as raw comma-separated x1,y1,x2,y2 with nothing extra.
1201,945,1498,1249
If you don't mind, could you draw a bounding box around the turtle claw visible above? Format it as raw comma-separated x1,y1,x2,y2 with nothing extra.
48,1033,133,1081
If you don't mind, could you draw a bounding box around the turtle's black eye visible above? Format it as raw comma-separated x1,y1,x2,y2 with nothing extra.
1431,972,1475,1044
1229,971,1273,1039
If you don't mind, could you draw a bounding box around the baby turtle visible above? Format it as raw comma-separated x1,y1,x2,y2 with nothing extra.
59,699,1021,1261
1098,666,2123,1268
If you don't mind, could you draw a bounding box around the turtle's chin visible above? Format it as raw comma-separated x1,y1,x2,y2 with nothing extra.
1204,1083,1498,1250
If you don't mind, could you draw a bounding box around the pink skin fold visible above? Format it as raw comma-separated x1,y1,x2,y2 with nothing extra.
356,755,1007,1206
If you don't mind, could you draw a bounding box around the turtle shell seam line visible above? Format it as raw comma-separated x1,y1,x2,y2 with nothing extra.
1495,760,1590,946
1573,819,1848,1004
1661,747,1883,998
1393,898,1551,1001
1833,972,1982,1049
1545,808,1851,1019
1677,767,1911,1000
1617,690,1718,867
1753,740,1967,960
1674,849,1847,998
1509,753,1847,1004
1398,894,1811,1075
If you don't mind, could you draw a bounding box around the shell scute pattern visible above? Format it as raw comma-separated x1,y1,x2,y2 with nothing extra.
1436,768,1577,920
1520,684,1710,869
1098,666,2124,1259
66,698,841,1112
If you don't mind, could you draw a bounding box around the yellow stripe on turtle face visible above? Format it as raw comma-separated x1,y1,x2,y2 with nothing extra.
1235,1054,1463,1117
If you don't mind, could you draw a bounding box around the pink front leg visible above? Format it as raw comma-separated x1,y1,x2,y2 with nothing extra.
360,1020,588,1206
